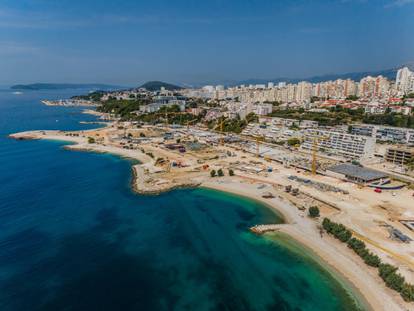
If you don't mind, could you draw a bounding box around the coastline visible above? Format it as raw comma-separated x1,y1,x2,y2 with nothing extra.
9,129,408,311
201,179,405,311
269,232,371,311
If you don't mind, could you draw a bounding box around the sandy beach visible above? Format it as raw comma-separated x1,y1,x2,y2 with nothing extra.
9,128,411,311
202,179,406,311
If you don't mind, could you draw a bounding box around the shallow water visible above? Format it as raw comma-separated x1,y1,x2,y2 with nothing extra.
0,89,365,310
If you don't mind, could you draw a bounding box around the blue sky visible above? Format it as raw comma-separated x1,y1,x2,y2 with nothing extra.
0,0,413,86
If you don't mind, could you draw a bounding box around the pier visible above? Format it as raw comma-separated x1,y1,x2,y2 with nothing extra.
250,224,283,234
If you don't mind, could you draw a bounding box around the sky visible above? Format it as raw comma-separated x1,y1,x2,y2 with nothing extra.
0,0,413,86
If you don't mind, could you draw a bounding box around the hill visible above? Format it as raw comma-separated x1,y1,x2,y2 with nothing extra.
10,83,123,91
212,64,414,87
233,68,399,87
140,81,183,91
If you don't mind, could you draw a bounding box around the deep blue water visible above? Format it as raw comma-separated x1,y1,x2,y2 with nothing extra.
0,89,365,310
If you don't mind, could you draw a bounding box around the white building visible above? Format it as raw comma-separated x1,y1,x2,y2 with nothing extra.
254,103,273,116
301,129,376,159
396,67,414,94
351,124,414,145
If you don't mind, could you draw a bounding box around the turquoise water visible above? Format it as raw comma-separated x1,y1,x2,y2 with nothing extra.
0,89,365,310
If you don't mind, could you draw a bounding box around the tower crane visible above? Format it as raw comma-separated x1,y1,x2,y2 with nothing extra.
213,119,225,145
309,135,330,175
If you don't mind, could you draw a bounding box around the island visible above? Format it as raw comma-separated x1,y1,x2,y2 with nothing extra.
10,83,123,91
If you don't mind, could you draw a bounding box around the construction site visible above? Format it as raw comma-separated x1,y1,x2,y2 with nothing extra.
10,120,414,294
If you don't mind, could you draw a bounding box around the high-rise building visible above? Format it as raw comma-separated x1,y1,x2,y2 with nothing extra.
396,67,414,94
295,81,312,102
358,76,390,98
215,85,224,91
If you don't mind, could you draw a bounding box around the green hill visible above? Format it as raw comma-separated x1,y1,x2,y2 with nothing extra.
140,81,183,91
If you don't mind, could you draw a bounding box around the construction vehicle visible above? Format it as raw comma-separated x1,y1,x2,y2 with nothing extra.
154,157,166,166
291,188,299,196
262,192,275,199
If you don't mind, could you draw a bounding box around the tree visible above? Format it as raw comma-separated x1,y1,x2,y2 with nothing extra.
384,271,405,292
337,229,352,242
217,169,224,177
347,237,365,251
321,218,414,301
88,137,95,144
228,169,235,176
379,263,398,280
322,218,331,230
210,170,216,177
346,95,359,101
308,206,320,218
139,132,146,137
287,137,301,146
362,252,381,267
246,112,258,123
406,157,414,171
401,283,414,302
310,96,320,103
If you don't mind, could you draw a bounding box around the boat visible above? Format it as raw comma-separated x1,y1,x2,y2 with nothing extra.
12,91,23,95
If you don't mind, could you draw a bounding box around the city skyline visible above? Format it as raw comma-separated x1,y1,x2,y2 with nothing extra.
1,0,413,85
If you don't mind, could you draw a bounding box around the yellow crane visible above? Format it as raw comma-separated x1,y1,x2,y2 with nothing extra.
154,111,186,127
213,119,225,145
186,119,198,131
255,136,265,158
164,159,171,173
185,119,199,139
310,135,330,175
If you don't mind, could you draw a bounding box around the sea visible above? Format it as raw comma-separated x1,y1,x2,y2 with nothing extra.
0,88,366,311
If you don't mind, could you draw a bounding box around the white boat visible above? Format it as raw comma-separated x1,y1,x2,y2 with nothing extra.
12,91,23,95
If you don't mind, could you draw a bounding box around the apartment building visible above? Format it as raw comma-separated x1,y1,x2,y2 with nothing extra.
351,124,414,145
254,103,273,116
139,100,186,113
241,122,301,142
385,147,414,165
396,67,414,94
185,67,410,106
350,124,376,137
301,129,376,159
376,127,409,143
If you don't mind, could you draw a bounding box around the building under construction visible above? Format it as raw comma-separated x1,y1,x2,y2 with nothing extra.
385,147,414,165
